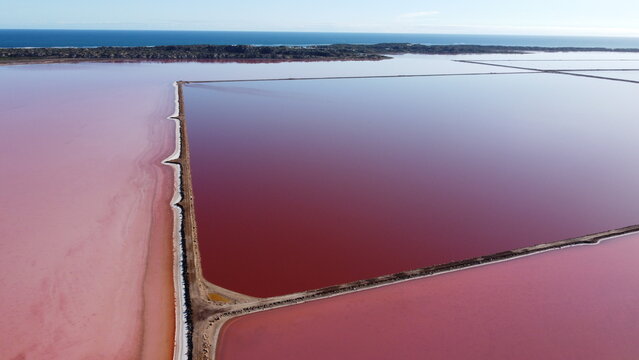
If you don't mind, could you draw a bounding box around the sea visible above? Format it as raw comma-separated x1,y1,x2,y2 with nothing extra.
2,29,639,48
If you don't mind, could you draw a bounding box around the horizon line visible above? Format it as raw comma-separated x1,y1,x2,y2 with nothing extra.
3,28,639,39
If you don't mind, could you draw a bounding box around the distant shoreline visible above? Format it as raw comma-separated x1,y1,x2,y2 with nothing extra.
2,43,639,65
0,57,381,66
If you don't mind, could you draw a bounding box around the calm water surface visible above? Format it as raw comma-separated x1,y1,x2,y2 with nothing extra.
3,54,638,357
0,55,500,358
185,72,639,297
0,63,177,359
478,59,639,70
569,70,639,82
217,232,639,360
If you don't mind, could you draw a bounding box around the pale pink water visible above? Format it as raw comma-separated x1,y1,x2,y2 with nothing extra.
0,64,176,359
217,232,639,360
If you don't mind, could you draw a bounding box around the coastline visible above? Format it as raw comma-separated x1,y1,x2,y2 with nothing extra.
0,57,388,66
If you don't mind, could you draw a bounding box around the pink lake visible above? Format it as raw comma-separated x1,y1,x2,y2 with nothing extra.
0,64,177,359
184,72,639,297
3,53,638,359
217,232,639,360
0,56,506,359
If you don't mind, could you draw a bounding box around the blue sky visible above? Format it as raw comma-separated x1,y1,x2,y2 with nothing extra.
2,0,639,36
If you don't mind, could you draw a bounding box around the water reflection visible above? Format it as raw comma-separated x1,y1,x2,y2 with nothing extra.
217,232,639,360
185,72,639,297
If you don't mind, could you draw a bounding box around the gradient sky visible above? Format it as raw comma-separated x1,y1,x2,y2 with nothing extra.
2,0,639,36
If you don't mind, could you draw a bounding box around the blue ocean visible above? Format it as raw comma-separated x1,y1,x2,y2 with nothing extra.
2,29,639,48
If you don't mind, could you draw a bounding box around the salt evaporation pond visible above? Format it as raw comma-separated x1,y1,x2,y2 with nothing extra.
0,64,178,359
3,53,639,358
184,72,639,297
568,70,639,82
216,232,639,360
0,55,517,359
477,59,639,71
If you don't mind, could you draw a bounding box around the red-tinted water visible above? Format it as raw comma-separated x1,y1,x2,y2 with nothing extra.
217,232,639,360
184,73,639,297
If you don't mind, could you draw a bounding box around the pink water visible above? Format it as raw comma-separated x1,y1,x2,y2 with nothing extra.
0,56,505,359
1,54,506,359
184,72,639,297
2,54,636,358
217,232,639,360
0,64,177,359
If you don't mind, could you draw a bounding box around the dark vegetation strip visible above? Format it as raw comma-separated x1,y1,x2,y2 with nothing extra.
3,43,639,62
